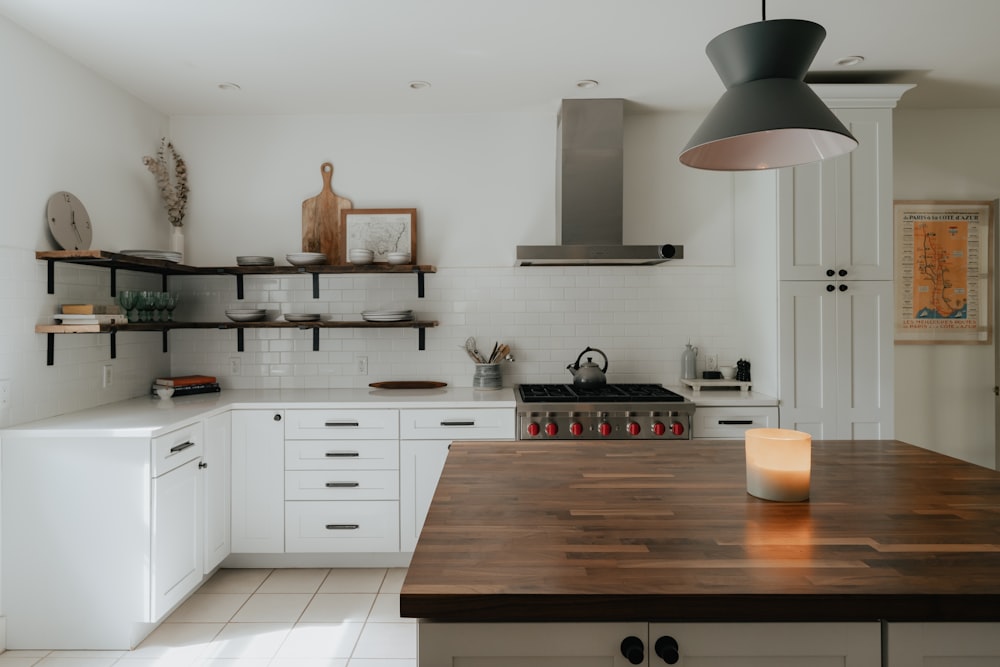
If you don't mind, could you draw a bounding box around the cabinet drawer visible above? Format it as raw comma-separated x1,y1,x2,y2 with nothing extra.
284,409,398,439
693,407,779,439
400,408,514,440
285,501,399,552
285,470,399,501
152,422,204,477
284,440,399,470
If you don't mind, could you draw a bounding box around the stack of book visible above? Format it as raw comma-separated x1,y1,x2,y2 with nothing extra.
151,374,220,397
54,304,127,327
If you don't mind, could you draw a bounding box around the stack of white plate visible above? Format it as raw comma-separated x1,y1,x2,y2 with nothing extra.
120,250,182,263
286,252,327,266
225,308,267,322
236,255,274,266
284,313,321,322
361,309,414,322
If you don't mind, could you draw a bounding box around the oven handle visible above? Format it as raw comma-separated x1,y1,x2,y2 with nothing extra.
718,419,754,425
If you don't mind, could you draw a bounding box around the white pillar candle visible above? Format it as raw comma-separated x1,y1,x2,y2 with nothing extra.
744,428,811,502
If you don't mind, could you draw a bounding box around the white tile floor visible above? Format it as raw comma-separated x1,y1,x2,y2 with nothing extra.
0,568,416,667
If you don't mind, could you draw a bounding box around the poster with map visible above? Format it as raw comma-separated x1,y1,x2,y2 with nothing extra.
894,200,994,344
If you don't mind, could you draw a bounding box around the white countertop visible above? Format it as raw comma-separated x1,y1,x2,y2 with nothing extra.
1,387,516,438
669,385,779,408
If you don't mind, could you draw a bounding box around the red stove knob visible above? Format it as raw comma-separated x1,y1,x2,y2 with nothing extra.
598,421,613,437
545,422,559,436
570,421,584,437
652,421,666,436
527,422,540,437
671,421,684,437
626,421,641,436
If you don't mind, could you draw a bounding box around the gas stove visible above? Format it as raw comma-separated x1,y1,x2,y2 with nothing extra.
516,383,694,440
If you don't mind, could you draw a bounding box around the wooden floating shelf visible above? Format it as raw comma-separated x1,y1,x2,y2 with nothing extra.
36,320,439,334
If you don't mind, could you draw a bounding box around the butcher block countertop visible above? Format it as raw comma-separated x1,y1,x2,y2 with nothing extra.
400,439,1000,623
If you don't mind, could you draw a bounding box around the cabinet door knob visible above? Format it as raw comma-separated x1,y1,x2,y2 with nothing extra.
839,284,848,292
838,269,848,277
198,461,207,469
620,636,645,665
273,414,282,421
654,635,680,664
826,269,835,277
826,284,835,292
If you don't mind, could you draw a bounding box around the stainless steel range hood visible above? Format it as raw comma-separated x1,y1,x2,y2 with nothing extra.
516,98,683,266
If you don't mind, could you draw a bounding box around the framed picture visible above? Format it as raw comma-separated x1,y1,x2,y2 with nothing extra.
893,199,995,344
340,208,417,264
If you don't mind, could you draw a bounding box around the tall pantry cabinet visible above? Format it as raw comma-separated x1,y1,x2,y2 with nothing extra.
777,84,913,439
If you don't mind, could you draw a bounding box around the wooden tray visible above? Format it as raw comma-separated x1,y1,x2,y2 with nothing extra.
369,381,447,389
680,378,752,394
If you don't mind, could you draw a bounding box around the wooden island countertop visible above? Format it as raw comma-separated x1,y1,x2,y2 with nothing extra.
400,439,1000,623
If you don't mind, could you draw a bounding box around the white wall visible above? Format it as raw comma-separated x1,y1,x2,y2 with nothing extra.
893,109,1000,469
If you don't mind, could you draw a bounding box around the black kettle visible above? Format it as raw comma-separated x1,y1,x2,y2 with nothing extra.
566,346,609,386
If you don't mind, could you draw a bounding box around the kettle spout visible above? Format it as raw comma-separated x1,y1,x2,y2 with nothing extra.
566,363,579,376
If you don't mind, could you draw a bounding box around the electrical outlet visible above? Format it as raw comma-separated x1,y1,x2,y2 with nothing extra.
705,354,718,371
0,379,10,409
356,356,368,375
102,364,113,388
230,357,242,375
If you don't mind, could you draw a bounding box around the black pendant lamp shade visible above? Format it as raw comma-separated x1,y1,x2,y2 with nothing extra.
680,19,858,171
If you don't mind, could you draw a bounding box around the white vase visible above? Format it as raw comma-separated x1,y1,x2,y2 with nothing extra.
169,226,185,263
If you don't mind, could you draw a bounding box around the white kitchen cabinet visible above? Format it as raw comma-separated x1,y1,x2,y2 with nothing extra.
887,623,1000,665
231,409,285,553
1,420,206,649
399,408,515,553
202,411,231,572
776,86,909,440
419,622,881,666
284,408,400,553
692,406,779,439
778,280,893,439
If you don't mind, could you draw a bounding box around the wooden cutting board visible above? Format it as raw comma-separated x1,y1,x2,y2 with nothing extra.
302,162,352,262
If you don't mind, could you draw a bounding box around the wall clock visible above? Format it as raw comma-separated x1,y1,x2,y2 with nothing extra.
46,191,92,251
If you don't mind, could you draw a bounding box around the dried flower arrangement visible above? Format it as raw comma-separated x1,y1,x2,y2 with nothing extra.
143,138,188,227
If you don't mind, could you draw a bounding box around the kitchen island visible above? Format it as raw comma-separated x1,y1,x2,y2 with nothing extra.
400,439,1000,665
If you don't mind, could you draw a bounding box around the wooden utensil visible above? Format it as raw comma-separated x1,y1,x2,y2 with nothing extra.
302,162,352,262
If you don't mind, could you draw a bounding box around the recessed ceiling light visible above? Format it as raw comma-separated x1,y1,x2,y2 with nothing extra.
835,55,865,67
576,79,599,89
408,81,431,90
217,82,242,91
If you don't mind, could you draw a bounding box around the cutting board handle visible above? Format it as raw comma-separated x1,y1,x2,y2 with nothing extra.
320,162,334,193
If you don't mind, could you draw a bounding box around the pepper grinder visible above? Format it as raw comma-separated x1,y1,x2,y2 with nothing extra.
736,358,751,382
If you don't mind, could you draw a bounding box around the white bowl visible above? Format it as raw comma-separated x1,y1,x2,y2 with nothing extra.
387,252,411,265
155,386,174,399
720,365,736,379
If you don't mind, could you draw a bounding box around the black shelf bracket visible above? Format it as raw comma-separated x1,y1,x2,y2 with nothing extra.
237,328,245,352
110,331,117,359
313,273,320,299
162,330,169,354
416,270,426,298
161,274,168,291
47,260,55,294
109,268,117,299
46,333,54,365
236,274,244,300
418,327,426,351
312,328,320,351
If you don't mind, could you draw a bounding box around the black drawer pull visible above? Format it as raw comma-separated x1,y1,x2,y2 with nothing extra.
718,420,754,425
324,421,360,427
326,524,359,530
440,420,475,427
169,440,196,453
325,481,360,488
325,451,360,457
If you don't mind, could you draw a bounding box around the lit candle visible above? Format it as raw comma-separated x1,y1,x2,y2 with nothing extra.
744,428,811,502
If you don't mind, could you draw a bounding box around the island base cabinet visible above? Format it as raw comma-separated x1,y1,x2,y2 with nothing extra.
888,623,1000,665
418,622,881,667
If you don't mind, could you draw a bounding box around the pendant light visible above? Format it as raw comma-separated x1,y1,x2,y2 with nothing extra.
679,1,857,171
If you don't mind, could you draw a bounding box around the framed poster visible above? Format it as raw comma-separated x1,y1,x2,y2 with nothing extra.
340,208,417,264
893,200,995,344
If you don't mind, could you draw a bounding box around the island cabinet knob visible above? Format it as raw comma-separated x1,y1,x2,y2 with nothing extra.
620,636,645,665
654,636,680,664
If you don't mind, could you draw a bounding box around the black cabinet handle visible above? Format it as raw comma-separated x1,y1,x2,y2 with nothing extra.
620,636,645,665
440,420,475,427
839,269,848,277
826,284,835,292
273,414,282,421
169,440,196,453
325,451,360,458
719,419,753,425
325,481,360,488
826,269,835,277
654,636,680,664
325,421,360,427
325,524,360,530
839,284,848,292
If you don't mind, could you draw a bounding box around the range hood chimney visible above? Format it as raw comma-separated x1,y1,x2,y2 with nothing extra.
516,98,682,266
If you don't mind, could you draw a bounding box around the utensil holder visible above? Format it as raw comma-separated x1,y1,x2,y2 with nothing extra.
472,364,502,390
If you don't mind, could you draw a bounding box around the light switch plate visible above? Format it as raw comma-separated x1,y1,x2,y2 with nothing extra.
705,354,718,371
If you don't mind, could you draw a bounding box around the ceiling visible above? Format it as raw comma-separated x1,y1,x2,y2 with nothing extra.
2,0,999,116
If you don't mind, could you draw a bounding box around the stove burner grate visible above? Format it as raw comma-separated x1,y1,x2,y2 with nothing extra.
517,383,684,403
